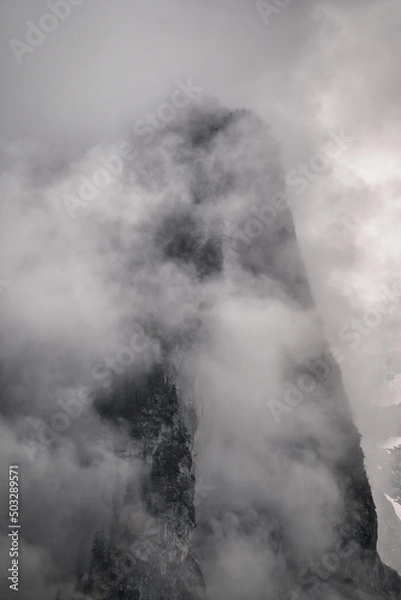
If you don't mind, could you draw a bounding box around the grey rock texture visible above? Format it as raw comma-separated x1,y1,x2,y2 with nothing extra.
80,107,401,600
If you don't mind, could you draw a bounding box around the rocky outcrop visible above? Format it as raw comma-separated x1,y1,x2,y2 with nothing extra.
80,106,401,600
82,365,204,600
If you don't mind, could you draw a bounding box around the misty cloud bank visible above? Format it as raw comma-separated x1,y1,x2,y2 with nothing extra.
0,0,401,598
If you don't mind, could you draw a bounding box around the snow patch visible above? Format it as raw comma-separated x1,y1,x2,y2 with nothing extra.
384,494,401,522
380,437,401,450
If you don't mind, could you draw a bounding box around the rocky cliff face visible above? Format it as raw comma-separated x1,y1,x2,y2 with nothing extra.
84,365,204,600
77,107,400,600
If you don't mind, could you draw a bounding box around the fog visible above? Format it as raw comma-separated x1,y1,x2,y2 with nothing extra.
0,0,400,597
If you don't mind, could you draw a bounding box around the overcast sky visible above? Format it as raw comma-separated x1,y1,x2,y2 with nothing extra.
1,1,401,597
